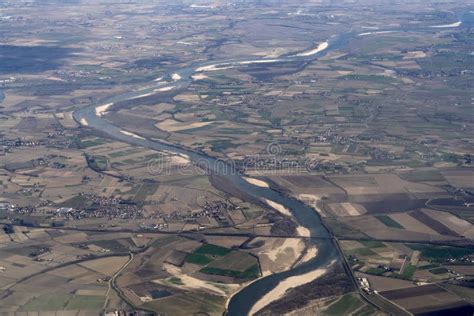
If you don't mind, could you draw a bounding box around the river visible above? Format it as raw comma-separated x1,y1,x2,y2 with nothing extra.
72,17,468,315
73,35,345,314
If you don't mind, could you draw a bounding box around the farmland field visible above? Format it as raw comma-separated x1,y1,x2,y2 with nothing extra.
375,215,404,229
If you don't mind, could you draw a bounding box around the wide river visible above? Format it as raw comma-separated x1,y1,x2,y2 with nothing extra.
72,16,468,314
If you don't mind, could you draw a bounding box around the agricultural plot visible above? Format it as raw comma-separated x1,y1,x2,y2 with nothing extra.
0,255,129,313
22,294,105,312
328,174,445,203
244,237,306,276
117,238,262,314
342,239,473,285
143,292,226,316
328,202,368,217
185,244,260,280
375,215,404,229
338,214,464,242
320,293,368,315
380,285,474,315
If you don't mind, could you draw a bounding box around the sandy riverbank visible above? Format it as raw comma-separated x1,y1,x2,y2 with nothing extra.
358,30,396,36
430,21,462,28
296,41,328,57
157,263,239,296
79,118,88,126
95,103,113,117
249,260,336,315
296,226,311,237
155,86,175,92
299,246,318,264
196,64,234,72
129,92,155,100
192,73,208,80
196,59,281,72
263,198,292,216
243,177,270,188
120,130,145,140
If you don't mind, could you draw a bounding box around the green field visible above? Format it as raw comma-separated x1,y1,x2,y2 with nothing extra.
91,238,131,252
322,293,364,315
401,264,417,279
185,253,214,265
185,244,260,279
346,247,377,257
406,244,473,262
79,137,108,149
144,291,225,315
108,148,143,158
58,195,92,208
326,218,367,238
207,251,257,272
353,303,381,316
400,170,445,182
21,294,104,311
201,264,260,279
194,244,232,256
375,215,404,229
65,295,105,310
87,154,109,171
168,277,184,285
359,240,385,248
21,294,72,311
